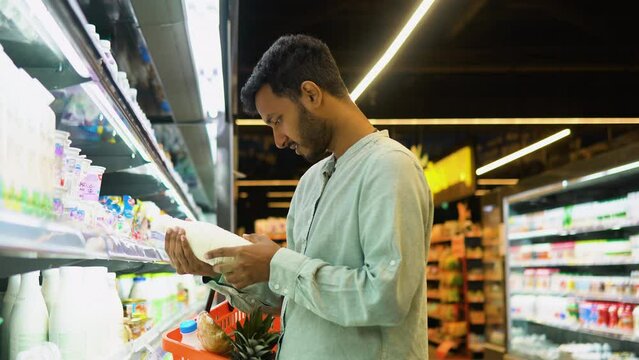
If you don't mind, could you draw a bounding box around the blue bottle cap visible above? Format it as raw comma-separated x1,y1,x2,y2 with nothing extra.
180,319,197,334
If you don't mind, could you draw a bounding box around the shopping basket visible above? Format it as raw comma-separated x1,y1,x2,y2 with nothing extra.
162,301,281,360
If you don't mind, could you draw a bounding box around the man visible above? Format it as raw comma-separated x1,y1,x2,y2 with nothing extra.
165,34,433,359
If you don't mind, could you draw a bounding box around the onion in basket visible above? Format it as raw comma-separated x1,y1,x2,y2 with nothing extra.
197,311,232,354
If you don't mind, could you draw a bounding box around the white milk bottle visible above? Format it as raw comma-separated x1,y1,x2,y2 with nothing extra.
41,268,60,313
152,215,250,266
106,273,125,350
9,271,48,360
49,267,86,360
1,275,21,360
83,267,110,358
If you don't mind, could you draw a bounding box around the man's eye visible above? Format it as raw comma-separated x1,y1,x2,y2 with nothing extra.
274,117,282,125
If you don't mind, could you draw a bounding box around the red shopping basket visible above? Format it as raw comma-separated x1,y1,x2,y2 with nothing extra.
162,301,280,360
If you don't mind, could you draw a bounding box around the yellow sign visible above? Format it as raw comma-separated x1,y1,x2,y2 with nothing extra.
424,146,474,204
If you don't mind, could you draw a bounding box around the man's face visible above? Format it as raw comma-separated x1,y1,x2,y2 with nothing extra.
255,84,330,163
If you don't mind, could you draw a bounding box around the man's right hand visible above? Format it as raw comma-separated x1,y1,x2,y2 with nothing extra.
165,227,218,277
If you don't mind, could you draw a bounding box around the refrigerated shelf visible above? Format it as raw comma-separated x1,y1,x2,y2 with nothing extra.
511,317,639,344
0,0,200,219
510,291,639,304
106,300,206,360
510,258,639,268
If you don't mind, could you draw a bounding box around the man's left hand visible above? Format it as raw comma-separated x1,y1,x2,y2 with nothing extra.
205,233,281,289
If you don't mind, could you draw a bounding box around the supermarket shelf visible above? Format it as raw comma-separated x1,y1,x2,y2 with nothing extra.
507,220,639,241
484,275,504,282
0,0,200,219
107,300,205,359
512,317,639,343
466,256,484,260
510,291,639,304
0,209,171,276
469,300,485,304
510,258,639,268
428,336,462,348
468,276,485,281
431,236,452,244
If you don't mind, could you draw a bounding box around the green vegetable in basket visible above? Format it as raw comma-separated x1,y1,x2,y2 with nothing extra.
231,309,280,360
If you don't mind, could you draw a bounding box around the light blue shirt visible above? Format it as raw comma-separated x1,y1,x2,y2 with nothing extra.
207,130,433,359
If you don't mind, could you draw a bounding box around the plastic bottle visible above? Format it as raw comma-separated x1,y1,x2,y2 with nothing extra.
49,267,87,360
633,305,639,337
83,267,110,358
9,271,48,360
106,273,125,351
179,320,201,349
1,275,21,360
41,268,60,313
152,215,250,266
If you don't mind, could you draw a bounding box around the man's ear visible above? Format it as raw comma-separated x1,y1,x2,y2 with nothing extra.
299,81,322,109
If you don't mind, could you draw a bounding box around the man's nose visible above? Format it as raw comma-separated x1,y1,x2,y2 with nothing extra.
273,128,289,149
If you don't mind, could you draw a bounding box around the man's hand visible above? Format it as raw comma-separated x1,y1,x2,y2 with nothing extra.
165,227,217,277
205,234,281,289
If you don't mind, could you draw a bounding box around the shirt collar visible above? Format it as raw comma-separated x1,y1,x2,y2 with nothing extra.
321,129,387,178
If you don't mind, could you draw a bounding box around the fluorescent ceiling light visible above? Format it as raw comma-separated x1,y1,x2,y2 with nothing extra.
477,178,519,186
236,118,639,126
27,0,91,78
184,0,225,119
266,191,295,198
474,189,490,196
476,129,571,176
237,180,299,187
239,192,249,199
349,0,436,101
268,202,291,209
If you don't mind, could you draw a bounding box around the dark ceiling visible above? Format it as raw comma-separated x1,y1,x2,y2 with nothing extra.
236,0,639,119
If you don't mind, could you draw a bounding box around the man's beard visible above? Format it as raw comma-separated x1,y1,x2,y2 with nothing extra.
296,104,331,163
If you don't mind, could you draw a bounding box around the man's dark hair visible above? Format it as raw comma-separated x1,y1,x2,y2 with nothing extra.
240,34,348,115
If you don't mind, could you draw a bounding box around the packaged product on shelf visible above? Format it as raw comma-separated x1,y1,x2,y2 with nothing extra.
83,267,111,357
152,215,250,266
41,268,60,314
49,267,87,360
1,274,20,360
106,273,125,350
9,271,49,360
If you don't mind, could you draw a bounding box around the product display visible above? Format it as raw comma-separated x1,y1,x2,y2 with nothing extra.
0,1,217,360
506,166,639,357
152,215,250,266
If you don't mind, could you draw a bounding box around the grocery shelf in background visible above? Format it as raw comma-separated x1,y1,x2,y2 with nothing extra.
504,160,639,359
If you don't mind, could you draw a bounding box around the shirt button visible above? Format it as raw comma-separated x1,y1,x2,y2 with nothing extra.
390,260,397,266
282,288,288,295
250,299,256,304
273,283,280,290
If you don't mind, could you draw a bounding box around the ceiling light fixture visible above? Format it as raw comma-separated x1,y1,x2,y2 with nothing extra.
476,129,571,176
236,118,639,126
266,191,296,198
268,202,291,209
349,0,436,102
474,189,490,196
236,180,299,187
477,178,519,186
